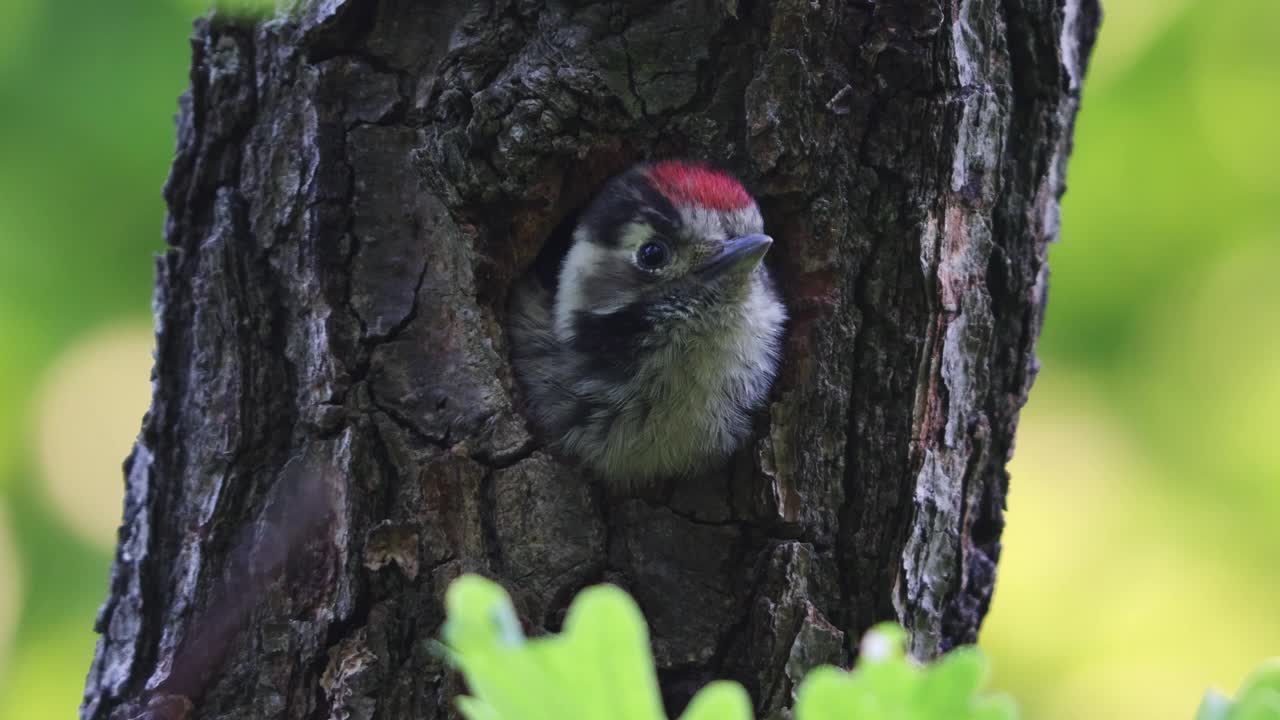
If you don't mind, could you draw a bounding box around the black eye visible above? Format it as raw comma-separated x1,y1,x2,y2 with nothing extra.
636,241,671,270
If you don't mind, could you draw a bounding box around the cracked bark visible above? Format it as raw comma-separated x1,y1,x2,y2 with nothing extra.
82,1,1099,719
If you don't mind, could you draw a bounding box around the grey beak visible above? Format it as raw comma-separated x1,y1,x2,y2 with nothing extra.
696,234,773,280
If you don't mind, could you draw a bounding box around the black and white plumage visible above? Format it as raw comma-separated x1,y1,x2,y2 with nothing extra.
507,161,787,486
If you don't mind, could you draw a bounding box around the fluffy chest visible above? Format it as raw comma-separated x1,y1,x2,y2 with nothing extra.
548,272,785,482
593,294,782,455
635,314,759,421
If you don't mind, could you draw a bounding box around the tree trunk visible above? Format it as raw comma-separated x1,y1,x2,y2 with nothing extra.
82,1,1098,718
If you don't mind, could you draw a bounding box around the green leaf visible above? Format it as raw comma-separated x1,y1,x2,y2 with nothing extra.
455,696,501,720
969,694,1020,720
914,647,986,715
1232,688,1280,720
442,575,674,720
1196,691,1233,720
439,578,1030,720
1240,660,1280,698
678,681,753,720
442,576,563,720
557,584,666,720
793,625,1016,720
796,665,887,719
860,623,909,663
1194,659,1280,720
442,574,526,653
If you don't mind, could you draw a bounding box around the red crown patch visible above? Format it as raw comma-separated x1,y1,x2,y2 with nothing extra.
646,161,753,212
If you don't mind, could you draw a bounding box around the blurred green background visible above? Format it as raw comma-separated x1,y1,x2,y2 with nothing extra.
0,0,1276,717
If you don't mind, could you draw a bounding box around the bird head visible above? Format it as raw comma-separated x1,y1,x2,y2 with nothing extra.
552,161,774,345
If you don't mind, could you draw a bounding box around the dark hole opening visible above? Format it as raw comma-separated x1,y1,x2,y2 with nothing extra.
525,202,586,298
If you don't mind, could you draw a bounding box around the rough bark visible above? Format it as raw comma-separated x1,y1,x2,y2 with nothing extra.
82,1,1098,718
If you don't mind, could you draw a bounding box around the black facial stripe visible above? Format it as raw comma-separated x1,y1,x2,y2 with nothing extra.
632,175,681,238
531,204,584,296
570,304,653,374
578,168,682,249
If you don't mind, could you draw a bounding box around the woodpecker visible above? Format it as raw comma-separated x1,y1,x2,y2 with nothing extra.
507,160,787,486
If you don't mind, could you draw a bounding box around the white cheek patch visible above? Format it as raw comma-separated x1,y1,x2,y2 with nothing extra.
554,237,602,340
553,236,636,341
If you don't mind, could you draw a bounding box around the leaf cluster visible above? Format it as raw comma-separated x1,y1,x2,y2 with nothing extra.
441,575,1018,720
1196,660,1280,720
